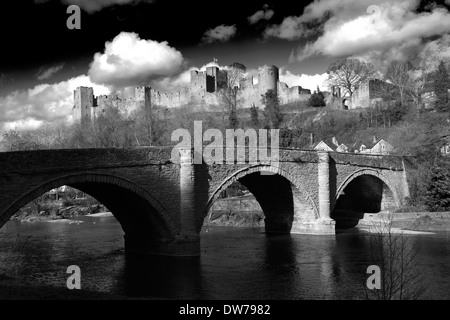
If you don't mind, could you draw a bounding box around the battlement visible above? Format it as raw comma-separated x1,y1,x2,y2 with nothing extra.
73,62,313,123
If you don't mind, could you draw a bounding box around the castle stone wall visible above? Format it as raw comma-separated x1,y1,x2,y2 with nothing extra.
74,63,315,121
350,79,397,109
278,82,311,105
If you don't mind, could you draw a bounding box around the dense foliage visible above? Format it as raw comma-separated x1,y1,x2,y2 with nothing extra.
309,88,326,108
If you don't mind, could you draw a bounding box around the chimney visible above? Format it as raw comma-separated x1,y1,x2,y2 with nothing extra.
310,132,314,146
373,136,377,144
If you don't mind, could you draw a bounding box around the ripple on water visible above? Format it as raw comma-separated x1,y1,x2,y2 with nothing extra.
0,220,449,299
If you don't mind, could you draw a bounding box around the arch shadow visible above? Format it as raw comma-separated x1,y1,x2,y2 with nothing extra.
332,169,400,229
203,165,319,234
0,173,176,247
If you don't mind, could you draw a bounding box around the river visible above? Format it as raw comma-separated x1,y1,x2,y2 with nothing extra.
0,215,449,299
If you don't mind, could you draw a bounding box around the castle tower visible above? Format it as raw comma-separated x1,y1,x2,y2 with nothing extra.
73,86,94,126
135,86,152,111
190,70,207,100
135,86,152,124
206,66,218,92
258,65,279,98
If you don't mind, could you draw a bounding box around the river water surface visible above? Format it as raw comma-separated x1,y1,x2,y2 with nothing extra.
0,215,449,299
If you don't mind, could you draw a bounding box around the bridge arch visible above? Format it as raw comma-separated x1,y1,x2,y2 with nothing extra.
333,169,400,226
204,164,319,233
0,173,176,248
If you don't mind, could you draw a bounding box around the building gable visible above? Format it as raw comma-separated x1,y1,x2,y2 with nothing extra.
314,141,334,152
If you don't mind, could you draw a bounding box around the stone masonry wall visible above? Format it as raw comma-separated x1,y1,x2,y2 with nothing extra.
74,65,316,119
0,147,410,254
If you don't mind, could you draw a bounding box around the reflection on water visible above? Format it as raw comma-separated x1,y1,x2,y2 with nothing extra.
0,216,450,299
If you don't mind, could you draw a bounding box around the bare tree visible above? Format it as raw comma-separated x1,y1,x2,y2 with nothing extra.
0,130,44,151
384,60,414,106
95,104,133,147
407,68,427,112
362,213,426,300
218,64,246,128
48,121,73,149
132,104,169,146
70,121,97,148
327,58,377,98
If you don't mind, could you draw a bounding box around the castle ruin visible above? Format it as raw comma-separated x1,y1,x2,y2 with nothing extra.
73,64,311,124
350,79,397,109
328,79,398,110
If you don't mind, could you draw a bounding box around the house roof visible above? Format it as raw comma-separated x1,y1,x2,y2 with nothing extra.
372,139,394,149
312,140,336,151
353,138,383,150
312,137,394,152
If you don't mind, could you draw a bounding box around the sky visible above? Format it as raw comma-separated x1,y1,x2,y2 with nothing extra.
1,0,450,132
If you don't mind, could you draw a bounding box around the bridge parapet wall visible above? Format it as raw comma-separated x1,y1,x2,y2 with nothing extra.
0,147,175,174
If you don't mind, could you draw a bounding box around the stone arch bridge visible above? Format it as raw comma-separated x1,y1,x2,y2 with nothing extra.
0,147,410,256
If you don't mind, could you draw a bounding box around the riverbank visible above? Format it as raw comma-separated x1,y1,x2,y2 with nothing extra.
390,212,450,232
11,194,450,233
11,197,108,223
358,211,450,232
208,195,450,232
206,194,264,227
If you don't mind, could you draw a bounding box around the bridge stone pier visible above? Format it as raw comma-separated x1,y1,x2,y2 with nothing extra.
0,147,411,256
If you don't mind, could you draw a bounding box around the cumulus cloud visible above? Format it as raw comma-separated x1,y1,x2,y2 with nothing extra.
0,58,229,133
299,3,450,60
248,4,274,24
88,32,184,88
266,0,450,68
151,70,191,93
35,0,155,14
0,75,109,132
36,64,64,81
201,25,237,44
0,31,188,132
419,34,450,71
264,0,389,40
279,68,328,92
264,16,307,40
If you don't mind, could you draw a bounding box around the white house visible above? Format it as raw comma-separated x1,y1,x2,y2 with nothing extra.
312,136,394,155
369,139,394,155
